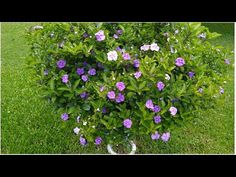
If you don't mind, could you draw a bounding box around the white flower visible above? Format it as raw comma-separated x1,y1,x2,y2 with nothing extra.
150,43,160,51
83,121,87,126
33,25,43,30
96,108,100,112
77,116,80,123
165,74,170,80
92,125,95,129
121,49,126,53
107,51,118,61
112,77,116,80
140,45,150,51
170,46,177,53
163,32,169,37
198,33,206,39
73,127,80,135
169,106,177,116
175,29,179,34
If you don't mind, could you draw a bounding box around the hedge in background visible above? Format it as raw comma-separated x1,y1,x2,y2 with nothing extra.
27,22,232,147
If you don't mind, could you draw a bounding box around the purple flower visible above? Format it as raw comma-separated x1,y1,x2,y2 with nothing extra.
81,75,88,82
134,71,142,79
100,86,105,92
113,34,119,39
154,115,161,124
145,99,154,110
153,105,161,113
95,137,102,145
175,57,185,67
116,29,123,35
97,62,104,69
151,131,160,140
76,68,84,76
157,81,165,91
88,68,96,76
116,46,122,52
83,61,88,67
123,119,132,128
102,107,107,114
83,32,89,38
115,93,125,103
161,132,170,142
61,113,69,121
107,91,116,100
80,92,88,99
224,59,230,64
133,59,140,68
44,70,49,75
188,71,195,79
122,53,131,60
57,59,66,69
220,88,224,94
95,30,105,41
169,106,177,116
80,136,87,145
171,98,179,103
116,82,126,91
198,88,203,93
62,74,69,83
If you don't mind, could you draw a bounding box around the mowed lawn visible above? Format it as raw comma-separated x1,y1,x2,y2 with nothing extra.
1,23,234,154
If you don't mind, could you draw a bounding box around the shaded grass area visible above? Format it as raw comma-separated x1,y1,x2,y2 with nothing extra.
1,23,234,154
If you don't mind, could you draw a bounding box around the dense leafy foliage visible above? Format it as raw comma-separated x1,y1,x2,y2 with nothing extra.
27,22,232,147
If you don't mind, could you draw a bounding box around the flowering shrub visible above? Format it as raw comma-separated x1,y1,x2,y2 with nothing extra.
27,22,232,147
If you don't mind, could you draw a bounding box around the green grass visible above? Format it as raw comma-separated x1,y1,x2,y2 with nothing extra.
1,23,234,154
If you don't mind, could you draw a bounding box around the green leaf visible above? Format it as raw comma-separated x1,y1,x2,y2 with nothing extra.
127,92,136,98
82,104,90,111
73,79,80,90
68,107,76,114
150,64,156,74
100,119,110,129
118,24,125,32
57,87,71,91
127,86,136,91
64,93,73,98
49,79,55,90
87,45,93,53
139,81,147,90
75,89,84,95
96,22,103,28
